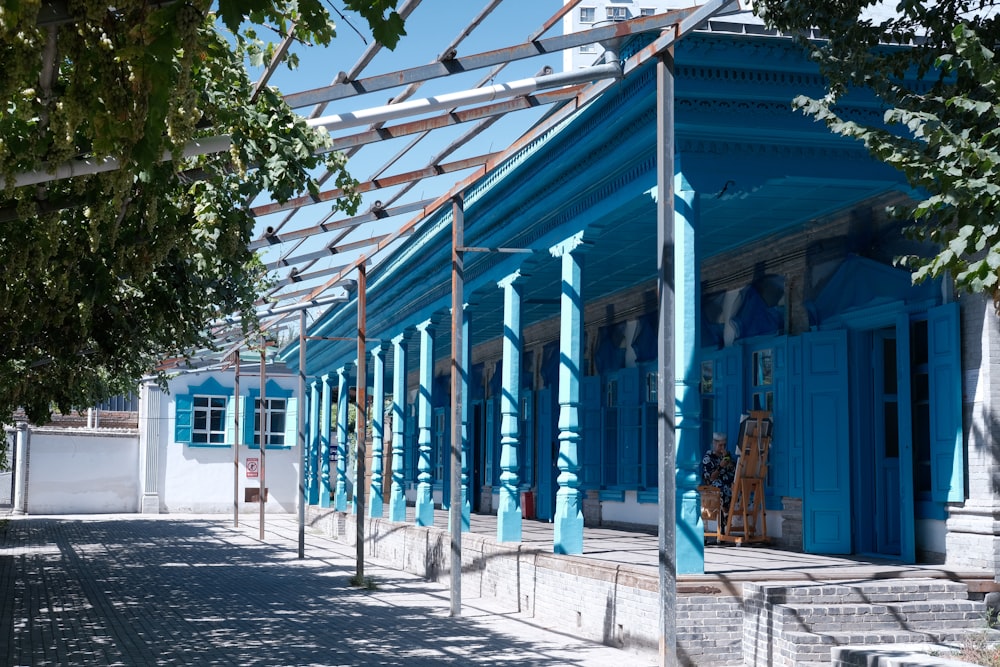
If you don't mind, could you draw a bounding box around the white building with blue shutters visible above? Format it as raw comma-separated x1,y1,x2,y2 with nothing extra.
136,359,302,514
3,357,303,515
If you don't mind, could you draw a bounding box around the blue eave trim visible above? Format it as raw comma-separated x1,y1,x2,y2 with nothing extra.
599,489,626,502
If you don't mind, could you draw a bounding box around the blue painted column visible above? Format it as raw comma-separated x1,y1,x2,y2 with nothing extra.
675,184,704,574
460,306,472,532
319,374,333,508
369,344,386,518
351,357,360,516
447,303,473,535
307,380,321,505
415,319,435,526
335,364,351,512
550,232,588,555
497,271,523,543
302,381,312,505
389,332,409,522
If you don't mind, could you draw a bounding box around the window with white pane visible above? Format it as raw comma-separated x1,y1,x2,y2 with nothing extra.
243,380,298,449
606,6,628,21
193,396,227,445
253,397,288,447
579,6,596,22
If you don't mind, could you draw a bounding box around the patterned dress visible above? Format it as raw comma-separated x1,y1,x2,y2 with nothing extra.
702,448,736,529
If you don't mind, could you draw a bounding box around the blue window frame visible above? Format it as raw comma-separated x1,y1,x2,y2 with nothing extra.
174,377,234,447
254,398,287,446
244,380,297,450
193,396,227,444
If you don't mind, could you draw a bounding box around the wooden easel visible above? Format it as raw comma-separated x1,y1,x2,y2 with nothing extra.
718,410,772,545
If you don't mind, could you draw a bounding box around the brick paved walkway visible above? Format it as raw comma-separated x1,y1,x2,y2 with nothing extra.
0,514,653,666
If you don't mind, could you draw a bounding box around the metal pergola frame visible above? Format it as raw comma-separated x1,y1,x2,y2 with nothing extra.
15,5,716,341
12,3,745,664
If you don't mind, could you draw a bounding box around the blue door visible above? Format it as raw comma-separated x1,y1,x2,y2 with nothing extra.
535,388,556,521
928,302,964,503
870,320,916,562
803,329,851,554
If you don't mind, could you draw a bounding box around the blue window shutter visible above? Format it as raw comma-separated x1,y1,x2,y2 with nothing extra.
225,396,236,446
522,390,534,488
244,394,257,449
786,337,804,498
175,394,193,443
928,302,964,503
236,396,247,446
580,376,601,489
284,397,298,448
404,404,416,483
619,367,640,487
767,341,788,499
485,398,497,486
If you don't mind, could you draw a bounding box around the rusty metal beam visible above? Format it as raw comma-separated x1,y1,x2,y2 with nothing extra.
283,10,696,108
263,233,396,270
250,152,501,218
252,199,431,250
267,264,364,289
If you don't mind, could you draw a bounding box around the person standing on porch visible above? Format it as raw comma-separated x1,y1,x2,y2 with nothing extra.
703,432,736,530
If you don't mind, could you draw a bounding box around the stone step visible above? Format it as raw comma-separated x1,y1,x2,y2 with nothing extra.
832,642,995,667
783,628,991,665
771,599,985,633
747,579,970,605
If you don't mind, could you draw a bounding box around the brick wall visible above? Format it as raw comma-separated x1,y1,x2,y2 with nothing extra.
307,506,745,665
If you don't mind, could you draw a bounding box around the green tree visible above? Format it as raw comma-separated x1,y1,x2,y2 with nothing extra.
0,0,405,425
754,1,1000,304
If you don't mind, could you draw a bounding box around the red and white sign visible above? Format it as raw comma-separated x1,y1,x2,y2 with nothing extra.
246,458,259,479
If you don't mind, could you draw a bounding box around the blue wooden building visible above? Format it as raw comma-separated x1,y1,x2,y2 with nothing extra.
281,24,991,576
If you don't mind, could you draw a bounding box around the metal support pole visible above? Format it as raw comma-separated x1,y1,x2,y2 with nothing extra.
449,194,464,616
259,347,267,541
297,310,307,558
656,46,677,667
234,352,241,528
356,264,368,582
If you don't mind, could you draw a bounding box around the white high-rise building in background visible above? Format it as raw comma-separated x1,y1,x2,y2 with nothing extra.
562,0,753,71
